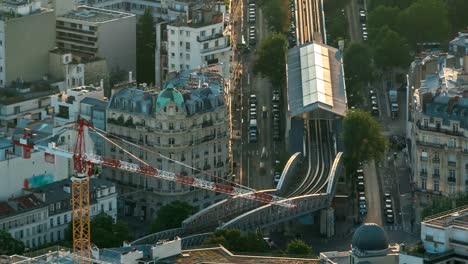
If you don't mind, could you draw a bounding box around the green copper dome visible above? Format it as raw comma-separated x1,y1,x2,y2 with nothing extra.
155,84,185,112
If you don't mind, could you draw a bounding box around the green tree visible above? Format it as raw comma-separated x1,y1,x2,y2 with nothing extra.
446,0,468,35
203,229,269,253
373,27,410,69
323,0,347,14
151,201,194,232
0,230,25,255
253,33,287,88
368,0,414,11
342,110,387,173
262,0,290,33
136,8,156,85
367,5,400,41
397,0,449,46
89,213,132,248
326,10,347,48
286,239,313,255
344,42,373,86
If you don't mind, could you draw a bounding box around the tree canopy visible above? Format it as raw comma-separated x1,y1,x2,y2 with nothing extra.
203,229,269,253
253,33,287,88
261,0,290,33
89,213,132,248
136,8,156,85
372,27,411,69
0,230,25,255
151,201,194,232
446,0,468,35
343,42,373,90
397,0,449,46
367,5,400,39
342,110,387,173
285,239,313,255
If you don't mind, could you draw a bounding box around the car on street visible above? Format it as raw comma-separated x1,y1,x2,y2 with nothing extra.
357,181,365,191
250,94,257,103
359,196,366,205
274,171,281,183
357,175,364,182
359,8,366,22
359,204,367,215
249,131,257,143
386,209,394,223
371,100,378,106
371,106,379,116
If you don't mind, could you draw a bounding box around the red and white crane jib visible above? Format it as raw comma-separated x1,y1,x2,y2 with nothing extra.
13,126,296,209
84,153,296,208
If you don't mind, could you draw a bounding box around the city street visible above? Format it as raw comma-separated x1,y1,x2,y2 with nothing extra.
236,0,278,190
344,0,418,240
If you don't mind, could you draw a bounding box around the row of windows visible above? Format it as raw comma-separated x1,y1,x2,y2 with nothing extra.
170,27,221,38
420,178,458,194
13,223,47,239
22,230,63,249
1,212,45,231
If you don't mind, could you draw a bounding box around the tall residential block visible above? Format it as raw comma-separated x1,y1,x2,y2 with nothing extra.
0,0,56,87
56,6,136,73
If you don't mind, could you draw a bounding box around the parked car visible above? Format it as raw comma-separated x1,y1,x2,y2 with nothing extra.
371,106,379,116
357,181,365,191
386,209,394,223
250,94,257,103
359,9,366,22
359,204,367,215
274,172,281,183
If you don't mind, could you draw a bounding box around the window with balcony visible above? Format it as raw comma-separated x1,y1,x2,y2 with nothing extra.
422,134,428,143
169,138,175,145
203,43,209,50
436,121,441,130
423,119,429,128
433,167,440,178
421,178,427,190
421,150,428,161
200,30,205,37
433,180,439,192
186,42,190,50
448,139,456,148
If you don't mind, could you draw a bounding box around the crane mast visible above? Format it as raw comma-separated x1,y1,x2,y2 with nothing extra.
13,119,296,263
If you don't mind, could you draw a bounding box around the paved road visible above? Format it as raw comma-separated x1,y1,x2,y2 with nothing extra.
363,161,383,226
345,0,362,42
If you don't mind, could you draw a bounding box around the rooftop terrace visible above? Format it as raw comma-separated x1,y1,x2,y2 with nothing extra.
423,205,468,229
60,6,134,23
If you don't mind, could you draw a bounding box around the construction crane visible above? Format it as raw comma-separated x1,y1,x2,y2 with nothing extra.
13,119,296,263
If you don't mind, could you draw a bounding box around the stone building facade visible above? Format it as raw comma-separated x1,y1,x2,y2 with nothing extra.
105,69,229,219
